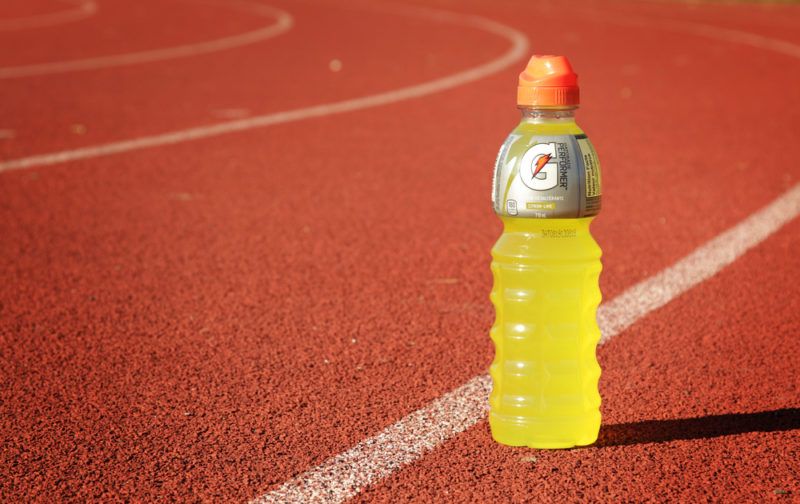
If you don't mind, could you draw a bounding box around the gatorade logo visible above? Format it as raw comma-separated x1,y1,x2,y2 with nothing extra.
520,143,558,191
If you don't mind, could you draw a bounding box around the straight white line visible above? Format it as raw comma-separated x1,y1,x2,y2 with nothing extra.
252,183,800,504
255,375,494,504
0,0,293,79
0,5,528,173
0,0,96,32
597,184,800,341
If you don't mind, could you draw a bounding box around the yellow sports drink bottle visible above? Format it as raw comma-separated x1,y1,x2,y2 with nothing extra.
489,55,603,448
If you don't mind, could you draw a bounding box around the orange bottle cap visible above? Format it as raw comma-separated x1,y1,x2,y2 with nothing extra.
517,55,579,107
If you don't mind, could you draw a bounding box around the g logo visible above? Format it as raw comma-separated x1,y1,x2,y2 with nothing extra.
520,143,557,191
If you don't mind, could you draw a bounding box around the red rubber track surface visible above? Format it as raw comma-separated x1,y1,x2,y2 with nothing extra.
356,217,800,503
1,0,798,501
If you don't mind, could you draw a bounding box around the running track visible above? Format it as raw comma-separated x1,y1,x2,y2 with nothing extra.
1,0,799,501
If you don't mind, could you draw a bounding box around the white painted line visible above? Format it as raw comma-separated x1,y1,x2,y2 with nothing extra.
0,5,529,173
253,375,493,504
0,0,293,79
667,20,800,59
252,182,800,504
598,183,800,342
591,9,800,60
0,0,96,32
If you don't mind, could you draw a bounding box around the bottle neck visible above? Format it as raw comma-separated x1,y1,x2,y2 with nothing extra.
519,107,577,123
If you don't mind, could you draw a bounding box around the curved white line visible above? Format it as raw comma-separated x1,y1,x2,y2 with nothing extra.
0,0,96,32
0,0,293,79
0,4,529,173
247,11,800,504
582,7,800,60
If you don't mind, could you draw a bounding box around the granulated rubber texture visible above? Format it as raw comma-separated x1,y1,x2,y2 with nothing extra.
0,0,798,501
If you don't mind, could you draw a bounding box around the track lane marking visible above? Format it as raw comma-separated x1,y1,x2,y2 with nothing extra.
0,4,528,173
0,0,96,32
251,182,800,504
595,8,800,59
0,0,293,79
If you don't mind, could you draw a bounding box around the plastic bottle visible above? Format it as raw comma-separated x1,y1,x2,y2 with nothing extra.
489,55,603,448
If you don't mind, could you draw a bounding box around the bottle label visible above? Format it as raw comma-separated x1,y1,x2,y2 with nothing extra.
492,134,601,218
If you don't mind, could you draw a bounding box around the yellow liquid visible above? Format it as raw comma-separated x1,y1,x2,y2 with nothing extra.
489,117,603,448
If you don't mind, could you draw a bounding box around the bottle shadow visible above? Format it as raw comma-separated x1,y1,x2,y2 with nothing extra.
595,407,800,447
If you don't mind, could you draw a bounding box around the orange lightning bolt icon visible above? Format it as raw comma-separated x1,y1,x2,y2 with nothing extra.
532,154,552,178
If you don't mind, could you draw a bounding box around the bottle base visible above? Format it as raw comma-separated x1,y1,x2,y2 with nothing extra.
489,411,600,449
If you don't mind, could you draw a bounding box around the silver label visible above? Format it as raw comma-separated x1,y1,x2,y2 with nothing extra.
492,134,601,218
